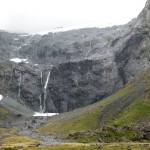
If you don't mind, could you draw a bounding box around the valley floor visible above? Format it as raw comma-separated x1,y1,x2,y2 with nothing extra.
0,69,150,150
0,117,150,150
23,143,150,150
0,117,63,148
1,142,150,150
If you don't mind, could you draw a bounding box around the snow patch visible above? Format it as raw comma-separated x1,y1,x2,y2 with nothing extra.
35,24,94,35
0,94,3,101
14,38,19,41
10,58,28,63
33,112,59,117
34,23,110,35
19,34,29,37
22,43,27,46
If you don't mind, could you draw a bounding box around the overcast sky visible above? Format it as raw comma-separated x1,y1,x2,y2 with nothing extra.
0,0,147,33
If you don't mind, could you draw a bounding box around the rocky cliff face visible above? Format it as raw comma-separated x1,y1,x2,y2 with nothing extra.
18,26,130,65
48,59,123,112
113,0,150,84
0,0,149,113
0,59,40,111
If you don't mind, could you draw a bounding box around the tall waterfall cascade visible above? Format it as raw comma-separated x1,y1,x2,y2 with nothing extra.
43,70,51,112
39,69,51,113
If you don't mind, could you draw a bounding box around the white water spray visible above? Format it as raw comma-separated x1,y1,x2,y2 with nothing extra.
40,70,43,84
0,94,3,101
42,70,51,113
39,95,43,113
44,70,51,90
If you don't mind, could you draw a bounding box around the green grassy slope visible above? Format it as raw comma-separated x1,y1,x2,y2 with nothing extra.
21,143,150,150
1,143,150,150
38,69,150,142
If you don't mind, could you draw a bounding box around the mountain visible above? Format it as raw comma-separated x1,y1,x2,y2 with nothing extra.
0,0,150,149
0,0,149,114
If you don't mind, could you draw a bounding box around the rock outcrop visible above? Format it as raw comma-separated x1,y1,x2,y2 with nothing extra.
0,59,40,111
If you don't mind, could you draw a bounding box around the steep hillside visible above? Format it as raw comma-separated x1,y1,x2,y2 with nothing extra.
38,69,150,142
0,96,33,127
0,97,39,148
0,97,33,120
0,31,33,59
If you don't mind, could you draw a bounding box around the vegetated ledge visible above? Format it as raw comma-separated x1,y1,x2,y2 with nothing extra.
38,68,150,143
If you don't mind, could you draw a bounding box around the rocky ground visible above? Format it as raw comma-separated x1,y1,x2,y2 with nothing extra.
18,117,64,146
0,116,64,147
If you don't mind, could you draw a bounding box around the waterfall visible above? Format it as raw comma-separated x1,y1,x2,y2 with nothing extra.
39,71,43,113
18,67,23,104
39,95,43,113
44,70,51,90
18,68,21,101
40,71,43,86
42,70,51,113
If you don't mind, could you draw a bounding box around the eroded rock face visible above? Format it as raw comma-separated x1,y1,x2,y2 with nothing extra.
0,60,41,111
0,0,149,112
47,59,123,112
18,27,130,65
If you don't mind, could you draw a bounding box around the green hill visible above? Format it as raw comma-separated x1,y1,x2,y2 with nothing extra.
38,68,150,143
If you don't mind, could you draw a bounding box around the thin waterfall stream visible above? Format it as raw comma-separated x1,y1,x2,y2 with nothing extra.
43,70,51,112
18,66,23,104
39,71,43,113
36,65,59,116
39,69,51,113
